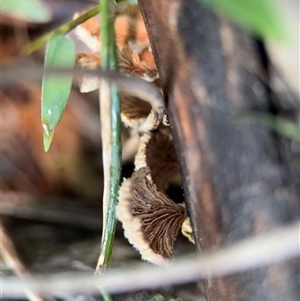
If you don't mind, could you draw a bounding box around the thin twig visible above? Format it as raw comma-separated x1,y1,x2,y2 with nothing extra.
1,64,165,118
0,223,47,301
0,192,102,230
1,220,299,297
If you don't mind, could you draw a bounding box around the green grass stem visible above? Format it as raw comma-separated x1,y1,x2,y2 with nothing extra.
25,5,101,54
97,0,121,278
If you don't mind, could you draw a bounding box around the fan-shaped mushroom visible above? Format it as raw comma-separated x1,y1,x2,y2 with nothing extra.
116,167,187,266
74,5,162,131
74,5,195,262
75,51,161,130
118,45,158,82
76,53,101,93
121,94,151,128
135,125,179,191
73,5,149,53
114,9,149,52
76,45,158,84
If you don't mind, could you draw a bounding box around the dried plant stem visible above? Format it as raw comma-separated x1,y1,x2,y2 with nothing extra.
0,223,46,301
95,0,120,283
99,80,113,266
2,220,299,297
25,5,101,54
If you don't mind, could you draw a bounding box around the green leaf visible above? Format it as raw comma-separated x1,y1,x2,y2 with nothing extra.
41,35,76,152
1,0,51,23
232,112,300,141
202,0,289,41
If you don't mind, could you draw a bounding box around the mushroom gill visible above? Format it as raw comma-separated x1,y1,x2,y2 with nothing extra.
73,6,149,53
118,45,158,82
116,167,187,266
121,94,151,128
135,125,179,191
115,5,150,52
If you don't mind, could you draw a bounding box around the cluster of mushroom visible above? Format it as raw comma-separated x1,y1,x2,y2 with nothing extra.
74,4,194,266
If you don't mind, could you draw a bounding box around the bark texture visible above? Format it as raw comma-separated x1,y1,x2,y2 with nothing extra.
138,0,300,300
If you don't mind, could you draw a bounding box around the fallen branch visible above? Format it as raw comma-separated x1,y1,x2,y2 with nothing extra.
1,63,165,115
2,220,299,297
0,223,47,301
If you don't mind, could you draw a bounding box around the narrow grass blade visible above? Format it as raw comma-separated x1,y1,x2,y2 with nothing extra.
41,35,76,151
232,112,300,141
95,0,121,281
25,5,101,54
1,0,51,23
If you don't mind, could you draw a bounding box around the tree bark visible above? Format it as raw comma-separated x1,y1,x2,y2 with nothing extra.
138,0,300,300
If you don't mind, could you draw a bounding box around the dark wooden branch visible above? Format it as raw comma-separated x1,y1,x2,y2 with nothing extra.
138,0,300,300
